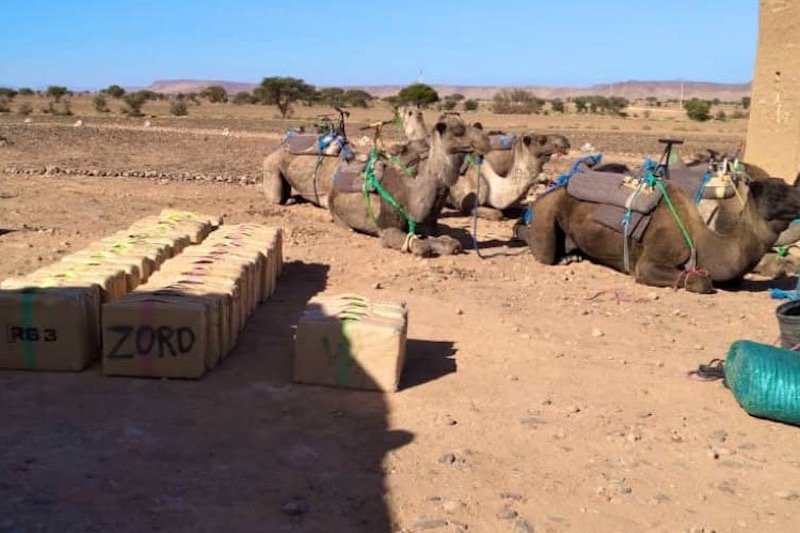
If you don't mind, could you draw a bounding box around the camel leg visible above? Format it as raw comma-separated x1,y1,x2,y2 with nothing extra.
379,228,433,257
262,165,289,205
427,235,462,256
634,256,714,293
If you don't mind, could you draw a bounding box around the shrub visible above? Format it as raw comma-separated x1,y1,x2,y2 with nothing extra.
463,99,479,111
684,98,711,122
741,96,751,110
232,91,256,105
122,91,148,116
0,97,10,113
201,85,227,103
170,99,189,116
715,110,727,121
0,88,18,101
17,102,33,116
93,94,109,113
48,101,72,116
17,88,34,96
550,99,565,113
492,89,544,114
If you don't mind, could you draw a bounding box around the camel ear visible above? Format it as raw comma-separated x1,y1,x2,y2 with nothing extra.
522,135,532,146
472,122,483,130
435,122,447,135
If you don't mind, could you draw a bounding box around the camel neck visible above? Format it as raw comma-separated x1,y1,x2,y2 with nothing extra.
405,140,458,222
696,196,781,281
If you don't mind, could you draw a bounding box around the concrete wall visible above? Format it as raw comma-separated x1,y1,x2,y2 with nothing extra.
745,0,800,181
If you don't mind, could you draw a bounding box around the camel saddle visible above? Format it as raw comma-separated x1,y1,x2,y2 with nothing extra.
285,131,345,156
332,160,386,193
489,132,516,151
565,166,737,241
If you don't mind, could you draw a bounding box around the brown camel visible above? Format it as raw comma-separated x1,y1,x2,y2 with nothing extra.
447,133,570,217
262,107,429,208
516,177,800,293
327,115,491,257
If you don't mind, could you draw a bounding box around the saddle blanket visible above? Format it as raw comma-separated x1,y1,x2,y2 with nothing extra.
285,132,343,157
332,160,386,193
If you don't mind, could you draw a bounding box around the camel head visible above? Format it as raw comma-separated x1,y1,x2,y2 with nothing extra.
518,134,570,164
749,177,800,232
397,106,427,142
429,116,491,186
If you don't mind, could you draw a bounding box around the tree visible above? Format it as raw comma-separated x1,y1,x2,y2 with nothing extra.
463,99,479,111
46,86,68,103
573,96,589,113
606,96,629,116
254,77,316,118
684,98,711,122
550,98,565,113
105,84,126,98
201,85,228,103
441,95,460,111
317,87,346,107
741,96,751,110
397,83,439,108
449,93,465,102
18,88,34,96
492,89,544,114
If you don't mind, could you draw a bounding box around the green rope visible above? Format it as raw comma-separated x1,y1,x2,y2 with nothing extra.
389,154,414,176
645,174,695,253
778,245,789,257
362,149,417,235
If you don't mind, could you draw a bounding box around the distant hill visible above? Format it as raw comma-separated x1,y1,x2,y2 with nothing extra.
145,79,751,101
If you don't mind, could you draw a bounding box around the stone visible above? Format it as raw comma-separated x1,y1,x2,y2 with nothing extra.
413,518,448,530
591,328,604,338
514,518,535,532
438,453,457,465
442,500,464,513
497,508,518,520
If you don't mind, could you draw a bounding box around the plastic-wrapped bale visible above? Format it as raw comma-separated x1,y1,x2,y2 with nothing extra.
725,340,800,426
294,294,408,392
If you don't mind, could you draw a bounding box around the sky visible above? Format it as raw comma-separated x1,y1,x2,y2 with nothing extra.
0,0,759,90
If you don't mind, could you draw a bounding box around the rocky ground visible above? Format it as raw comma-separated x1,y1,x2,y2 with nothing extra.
0,114,798,533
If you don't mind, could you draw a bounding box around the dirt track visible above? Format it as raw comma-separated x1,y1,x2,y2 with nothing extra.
1,111,799,532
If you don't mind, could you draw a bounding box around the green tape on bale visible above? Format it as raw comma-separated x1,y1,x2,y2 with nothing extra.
725,340,800,426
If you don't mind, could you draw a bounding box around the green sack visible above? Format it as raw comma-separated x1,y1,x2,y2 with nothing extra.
725,340,800,426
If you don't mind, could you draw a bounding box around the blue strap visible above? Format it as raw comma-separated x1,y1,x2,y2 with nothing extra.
694,172,712,204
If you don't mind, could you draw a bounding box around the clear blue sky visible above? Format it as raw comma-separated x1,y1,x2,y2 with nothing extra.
0,0,758,90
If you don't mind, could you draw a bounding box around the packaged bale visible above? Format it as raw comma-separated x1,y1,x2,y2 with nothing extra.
294,294,408,392
102,290,213,379
0,286,99,371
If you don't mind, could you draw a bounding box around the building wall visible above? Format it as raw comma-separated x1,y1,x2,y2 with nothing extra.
745,0,800,182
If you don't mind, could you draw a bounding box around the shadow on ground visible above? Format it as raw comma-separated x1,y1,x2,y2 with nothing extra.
0,260,418,532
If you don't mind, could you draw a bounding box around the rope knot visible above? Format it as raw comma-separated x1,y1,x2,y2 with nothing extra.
673,267,711,291
401,233,419,253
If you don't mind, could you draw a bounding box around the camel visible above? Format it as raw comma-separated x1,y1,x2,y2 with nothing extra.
327,115,491,257
516,176,800,293
262,107,428,208
447,133,570,216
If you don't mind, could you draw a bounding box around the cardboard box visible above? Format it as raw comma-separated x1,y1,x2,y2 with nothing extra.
0,287,99,371
102,292,211,379
294,294,408,392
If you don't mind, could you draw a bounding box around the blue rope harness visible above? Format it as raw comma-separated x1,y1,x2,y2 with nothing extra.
523,153,603,225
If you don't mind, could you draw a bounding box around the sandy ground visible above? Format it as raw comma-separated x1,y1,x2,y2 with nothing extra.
1,113,799,533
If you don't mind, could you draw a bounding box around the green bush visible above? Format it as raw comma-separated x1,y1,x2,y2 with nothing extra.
463,99,479,111
253,77,316,117
492,89,544,114
684,98,711,122
715,110,727,121
122,91,148,116
46,86,68,103
741,96,751,110
170,100,189,116
105,85,125,98
17,88,34,96
201,85,227,103
93,94,110,113
550,99,565,113
232,91,256,105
